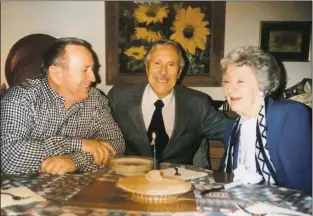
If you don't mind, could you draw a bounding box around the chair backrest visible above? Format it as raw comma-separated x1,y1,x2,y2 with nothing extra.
288,92,312,108
284,78,312,98
5,33,56,87
284,78,312,108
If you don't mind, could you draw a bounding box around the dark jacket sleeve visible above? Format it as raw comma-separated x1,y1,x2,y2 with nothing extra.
107,86,116,116
201,97,232,141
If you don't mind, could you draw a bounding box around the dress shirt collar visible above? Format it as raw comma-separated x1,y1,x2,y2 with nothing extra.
42,75,84,110
146,84,174,107
42,75,65,103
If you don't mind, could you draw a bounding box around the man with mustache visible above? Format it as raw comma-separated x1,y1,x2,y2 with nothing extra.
1,37,125,175
108,40,229,166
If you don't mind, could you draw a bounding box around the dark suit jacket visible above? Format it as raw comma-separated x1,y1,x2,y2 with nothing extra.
108,84,230,165
219,97,312,195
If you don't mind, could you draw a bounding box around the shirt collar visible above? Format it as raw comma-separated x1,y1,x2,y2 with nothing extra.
42,75,65,103
146,84,174,107
42,75,84,109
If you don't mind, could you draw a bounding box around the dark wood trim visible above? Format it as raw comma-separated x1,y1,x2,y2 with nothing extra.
105,2,225,87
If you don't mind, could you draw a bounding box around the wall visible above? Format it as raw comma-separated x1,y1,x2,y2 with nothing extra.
1,1,312,100
1,1,105,89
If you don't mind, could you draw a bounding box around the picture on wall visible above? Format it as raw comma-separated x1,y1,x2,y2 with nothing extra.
118,2,212,75
259,21,311,62
105,1,226,86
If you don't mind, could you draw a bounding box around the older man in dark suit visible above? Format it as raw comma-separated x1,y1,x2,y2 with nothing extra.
108,40,230,166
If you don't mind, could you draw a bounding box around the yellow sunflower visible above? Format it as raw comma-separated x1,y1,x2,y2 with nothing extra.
134,27,162,43
124,46,147,60
133,4,168,25
170,6,210,55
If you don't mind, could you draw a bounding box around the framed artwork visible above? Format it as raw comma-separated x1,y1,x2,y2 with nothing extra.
105,1,225,87
259,21,311,62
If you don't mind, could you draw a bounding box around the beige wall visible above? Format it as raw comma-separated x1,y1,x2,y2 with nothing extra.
1,1,312,100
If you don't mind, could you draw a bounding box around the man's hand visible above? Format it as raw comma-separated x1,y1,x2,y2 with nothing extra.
40,155,76,175
82,139,117,165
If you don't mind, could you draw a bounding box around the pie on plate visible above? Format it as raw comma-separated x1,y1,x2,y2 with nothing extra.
109,156,154,176
116,170,193,203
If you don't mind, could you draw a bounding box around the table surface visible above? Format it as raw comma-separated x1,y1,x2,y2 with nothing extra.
1,164,312,216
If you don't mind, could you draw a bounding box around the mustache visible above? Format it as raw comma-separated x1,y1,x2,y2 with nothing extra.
154,74,169,80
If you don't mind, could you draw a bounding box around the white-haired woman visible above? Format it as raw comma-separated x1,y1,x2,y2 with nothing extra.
219,46,312,195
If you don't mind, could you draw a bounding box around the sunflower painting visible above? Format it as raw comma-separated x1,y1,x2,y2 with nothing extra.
124,46,147,60
118,1,212,75
134,28,163,43
170,7,210,55
133,4,168,25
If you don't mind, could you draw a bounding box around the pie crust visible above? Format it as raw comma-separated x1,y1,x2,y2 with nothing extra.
117,170,192,196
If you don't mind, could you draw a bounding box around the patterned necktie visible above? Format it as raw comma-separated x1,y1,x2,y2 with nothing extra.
147,99,169,162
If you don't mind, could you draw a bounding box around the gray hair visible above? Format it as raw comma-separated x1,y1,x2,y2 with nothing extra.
221,46,282,95
144,40,185,71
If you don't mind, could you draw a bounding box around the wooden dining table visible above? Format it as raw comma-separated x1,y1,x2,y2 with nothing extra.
1,163,312,216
